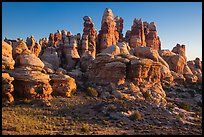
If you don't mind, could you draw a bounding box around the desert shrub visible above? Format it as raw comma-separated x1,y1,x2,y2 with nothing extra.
142,91,151,100
86,87,98,97
129,110,142,121
81,123,90,132
107,104,117,112
176,101,191,111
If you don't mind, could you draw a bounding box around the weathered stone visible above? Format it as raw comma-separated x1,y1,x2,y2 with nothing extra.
145,22,161,50
2,41,15,71
12,41,30,60
56,67,67,75
129,18,146,47
26,36,41,57
62,36,80,70
184,74,198,83
98,8,119,52
116,42,130,54
115,16,124,41
160,65,174,84
9,68,53,100
101,45,120,55
15,52,44,71
133,46,169,68
80,53,94,72
159,50,186,74
87,53,126,85
50,74,77,97
2,73,14,103
172,44,186,62
171,71,186,84
81,16,97,58
40,46,60,70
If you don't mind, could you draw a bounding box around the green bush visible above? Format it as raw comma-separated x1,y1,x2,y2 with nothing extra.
86,87,98,97
129,110,142,121
176,101,191,111
81,124,90,132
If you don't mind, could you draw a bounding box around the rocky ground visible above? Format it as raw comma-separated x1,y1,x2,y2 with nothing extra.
2,84,202,135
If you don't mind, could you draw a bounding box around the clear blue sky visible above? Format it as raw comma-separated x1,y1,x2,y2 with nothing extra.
2,2,202,61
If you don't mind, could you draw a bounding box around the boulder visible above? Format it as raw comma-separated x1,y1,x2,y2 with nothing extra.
101,45,120,55
116,42,130,54
40,46,60,70
133,46,169,68
9,68,53,100
12,41,30,60
50,74,77,97
159,50,186,74
15,52,44,71
87,53,126,85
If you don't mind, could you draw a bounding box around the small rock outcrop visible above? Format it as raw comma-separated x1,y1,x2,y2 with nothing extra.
50,74,77,97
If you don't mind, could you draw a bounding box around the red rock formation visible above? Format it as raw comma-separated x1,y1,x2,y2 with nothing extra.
2,41,15,71
50,74,77,97
81,16,97,58
172,43,187,62
159,50,186,74
47,33,55,47
62,36,80,70
187,57,202,84
54,31,62,47
86,53,167,106
2,73,14,103
40,46,61,70
26,36,41,57
98,8,119,52
133,46,169,68
87,53,126,85
125,30,131,42
145,22,161,50
129,18,146,48
115,16,124,41
11,41,30,60
9,51,53,101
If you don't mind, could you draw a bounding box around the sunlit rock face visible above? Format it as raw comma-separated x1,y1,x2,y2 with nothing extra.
115,16,124,41
145,22,161,50
9,51,53,101
2,41,15,71
26,35,42,57
81,16,97,58
86,53,167,106
2,73,15,103
98,8,119,52
129,18,146,48
50,74,77,97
